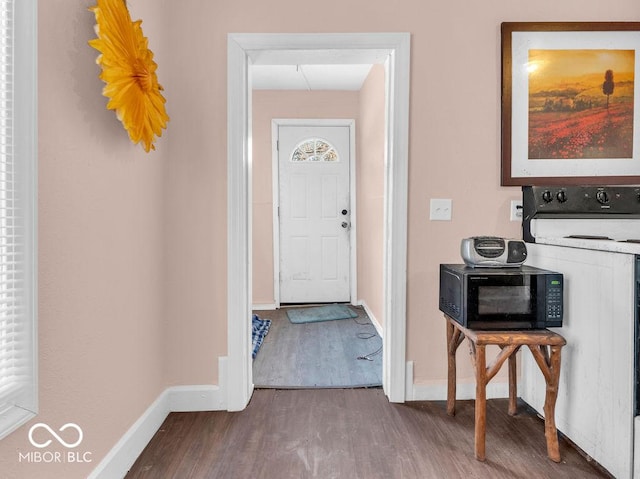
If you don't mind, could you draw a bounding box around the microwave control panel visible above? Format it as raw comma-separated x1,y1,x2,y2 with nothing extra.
546,275,563,323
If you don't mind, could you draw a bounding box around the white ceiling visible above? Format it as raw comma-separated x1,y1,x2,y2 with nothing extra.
252,64,374,91
249,48,389,91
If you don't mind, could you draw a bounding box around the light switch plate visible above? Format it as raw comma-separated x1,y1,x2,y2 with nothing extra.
510,200,523,222
430,198,452,221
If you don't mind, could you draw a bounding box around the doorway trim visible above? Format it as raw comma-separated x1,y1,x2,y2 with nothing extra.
271,119,357,308
227,33,410,410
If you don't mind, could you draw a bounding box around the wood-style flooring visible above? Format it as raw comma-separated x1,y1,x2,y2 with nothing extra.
252,306,382,388
125,388,611,479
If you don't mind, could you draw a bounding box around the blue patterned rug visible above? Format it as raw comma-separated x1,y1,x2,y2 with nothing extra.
252,314,271,359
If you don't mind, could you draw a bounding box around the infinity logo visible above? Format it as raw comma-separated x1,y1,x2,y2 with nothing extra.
28,423,83,449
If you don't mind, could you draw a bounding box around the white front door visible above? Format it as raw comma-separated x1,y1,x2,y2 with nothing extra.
278,124,351,303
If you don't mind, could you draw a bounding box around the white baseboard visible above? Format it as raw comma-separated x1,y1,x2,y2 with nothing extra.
168,384,226,412
412,381,512,401
357,300,383,338
87,389,171,479
405,360,414,400
404,357,514,402
252,303,277,310
89,359,228,479
407,377,512,401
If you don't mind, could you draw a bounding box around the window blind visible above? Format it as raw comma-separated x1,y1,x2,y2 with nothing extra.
0,0,37,441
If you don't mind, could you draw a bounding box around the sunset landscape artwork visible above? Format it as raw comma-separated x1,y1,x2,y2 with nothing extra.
528,49,635,159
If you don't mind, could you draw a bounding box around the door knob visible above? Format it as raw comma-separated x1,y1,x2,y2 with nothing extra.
341,222,348,228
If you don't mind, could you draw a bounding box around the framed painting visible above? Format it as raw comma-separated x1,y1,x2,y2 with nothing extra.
501,22,640,186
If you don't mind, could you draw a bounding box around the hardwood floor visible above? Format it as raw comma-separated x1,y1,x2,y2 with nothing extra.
125,388,611,478
253,306,382,388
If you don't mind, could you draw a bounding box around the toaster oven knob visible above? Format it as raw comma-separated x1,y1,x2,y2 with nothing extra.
542,190,553,203
596,190,609,204
556,190,567,203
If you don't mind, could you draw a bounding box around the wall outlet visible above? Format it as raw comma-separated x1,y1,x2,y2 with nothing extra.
510,200,523,222
430,199,452,221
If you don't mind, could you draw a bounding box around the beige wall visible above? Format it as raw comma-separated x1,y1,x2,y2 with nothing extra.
0,0,637,477
252,90,360,304
0,1,169,477
356,65,386,327
162,0,638,394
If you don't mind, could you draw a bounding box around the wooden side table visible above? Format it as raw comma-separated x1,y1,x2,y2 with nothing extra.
445,315,566,462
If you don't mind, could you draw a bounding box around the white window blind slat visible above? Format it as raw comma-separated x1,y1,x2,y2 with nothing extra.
0,0,36,441
0,0,19,405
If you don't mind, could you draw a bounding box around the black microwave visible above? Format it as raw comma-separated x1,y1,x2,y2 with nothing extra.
439,264,563,330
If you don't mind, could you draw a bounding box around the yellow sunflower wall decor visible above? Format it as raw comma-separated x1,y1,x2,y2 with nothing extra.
89,0,169,152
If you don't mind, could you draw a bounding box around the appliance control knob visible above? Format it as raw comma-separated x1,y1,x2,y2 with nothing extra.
556,191,567,203
596,190,609,204
542,190,553,203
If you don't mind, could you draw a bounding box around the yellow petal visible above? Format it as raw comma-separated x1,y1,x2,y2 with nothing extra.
88,0,168,152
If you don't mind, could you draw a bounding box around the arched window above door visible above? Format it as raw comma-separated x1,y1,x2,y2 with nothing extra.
291,138,339,162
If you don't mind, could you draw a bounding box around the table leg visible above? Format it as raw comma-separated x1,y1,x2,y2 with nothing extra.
543,345,563,462
474,344,487,461
446,319,456,416
508,352,517,416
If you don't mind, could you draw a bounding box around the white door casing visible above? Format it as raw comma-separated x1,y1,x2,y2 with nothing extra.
278,124,352,304
227,33,410,411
